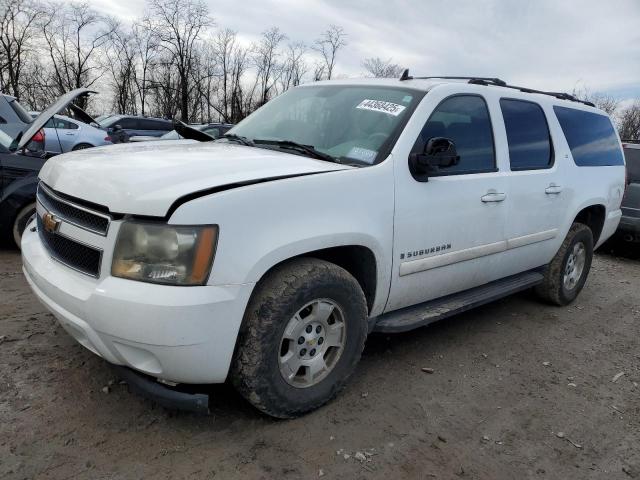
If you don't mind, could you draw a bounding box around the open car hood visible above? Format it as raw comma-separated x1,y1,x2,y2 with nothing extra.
174,120,216,142
17,88,97,151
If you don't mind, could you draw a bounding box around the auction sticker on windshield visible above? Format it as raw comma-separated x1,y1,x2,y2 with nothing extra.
356,99,406,116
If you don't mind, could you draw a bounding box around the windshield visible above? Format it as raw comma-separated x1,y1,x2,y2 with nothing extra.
228,85,423,165
98,115,118,128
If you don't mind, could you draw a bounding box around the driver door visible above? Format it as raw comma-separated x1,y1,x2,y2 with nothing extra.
387,92,510,312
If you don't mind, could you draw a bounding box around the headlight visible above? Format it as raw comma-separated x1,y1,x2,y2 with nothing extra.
112,222,218,285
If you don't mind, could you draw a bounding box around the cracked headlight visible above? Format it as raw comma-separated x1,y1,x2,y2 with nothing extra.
112,222,218,285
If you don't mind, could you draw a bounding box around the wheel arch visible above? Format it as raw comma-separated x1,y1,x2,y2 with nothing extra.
249,244,381,315
573,204,606,244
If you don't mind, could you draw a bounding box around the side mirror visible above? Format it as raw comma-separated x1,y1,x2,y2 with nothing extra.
409,137,460,180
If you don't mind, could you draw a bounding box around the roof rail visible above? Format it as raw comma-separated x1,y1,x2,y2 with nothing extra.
398,69,595,107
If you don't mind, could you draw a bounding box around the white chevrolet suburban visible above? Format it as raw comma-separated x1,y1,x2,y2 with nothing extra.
21,75,626,418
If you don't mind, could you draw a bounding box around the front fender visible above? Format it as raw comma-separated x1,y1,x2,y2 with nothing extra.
170,162,396,316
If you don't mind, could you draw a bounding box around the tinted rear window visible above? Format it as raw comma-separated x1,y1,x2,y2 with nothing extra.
500,99,552,170
553,106,623,167
624,147,640,182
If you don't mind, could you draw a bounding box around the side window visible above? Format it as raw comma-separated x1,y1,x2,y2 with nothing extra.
141,119,170,130
553,106,624,167
412,95,495,175
500,99,552,170
58,119,78,130
117,118,139,129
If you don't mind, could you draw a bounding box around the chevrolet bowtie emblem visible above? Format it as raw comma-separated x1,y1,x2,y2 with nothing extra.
42,212,61,234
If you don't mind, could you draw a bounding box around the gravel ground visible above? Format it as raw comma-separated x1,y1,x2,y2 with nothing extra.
1,246,639,480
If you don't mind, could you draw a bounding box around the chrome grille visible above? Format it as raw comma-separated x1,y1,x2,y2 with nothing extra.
37,215,103,277
37,183,110,235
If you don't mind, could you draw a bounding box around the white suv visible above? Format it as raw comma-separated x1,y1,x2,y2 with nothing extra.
21,75,626,417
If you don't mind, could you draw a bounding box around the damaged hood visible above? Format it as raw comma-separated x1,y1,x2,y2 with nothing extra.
39,141,352,217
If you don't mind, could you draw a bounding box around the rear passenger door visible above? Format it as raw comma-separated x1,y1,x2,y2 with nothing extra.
388,93,510,312
499,98,569,271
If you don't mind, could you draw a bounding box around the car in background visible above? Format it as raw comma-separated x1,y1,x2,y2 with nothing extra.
0,93,35,140
0,88,96,248
30,112,113,153
616,142,640,243
98,115,173,143
129,123,233,142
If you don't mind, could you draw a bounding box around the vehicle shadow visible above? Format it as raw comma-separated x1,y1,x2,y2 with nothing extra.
596,238,640,262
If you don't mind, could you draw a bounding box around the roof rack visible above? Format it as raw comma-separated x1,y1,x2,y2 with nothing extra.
398,69,595,107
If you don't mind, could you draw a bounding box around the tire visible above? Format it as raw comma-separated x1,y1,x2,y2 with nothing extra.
230,258,368,418
12,202,36,249
535,223,594,306
72,143,93,151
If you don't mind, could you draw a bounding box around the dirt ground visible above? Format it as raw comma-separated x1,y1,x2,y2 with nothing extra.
1,246,639,480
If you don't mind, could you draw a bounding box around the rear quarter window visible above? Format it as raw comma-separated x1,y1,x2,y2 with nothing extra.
553,106,624,167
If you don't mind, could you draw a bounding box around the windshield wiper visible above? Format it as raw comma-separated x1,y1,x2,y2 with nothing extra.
253,139,340,164
221,133,254,146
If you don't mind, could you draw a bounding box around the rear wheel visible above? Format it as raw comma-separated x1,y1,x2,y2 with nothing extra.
12,202,36,249
72,143,93,151
535,223,593,305
230,258,368,418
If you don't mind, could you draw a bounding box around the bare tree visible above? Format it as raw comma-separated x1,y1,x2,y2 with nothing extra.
279,42,307,91
132,17,158,116
313,25,346,80
362,57,403,78
147,0,213,121
42,2,114,109
106,20,140,114
0,0,45,99
572,84,619,116
618,101,640,141
253,26,286,106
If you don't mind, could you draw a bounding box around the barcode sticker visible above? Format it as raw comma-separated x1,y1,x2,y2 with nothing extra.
356,99,406,116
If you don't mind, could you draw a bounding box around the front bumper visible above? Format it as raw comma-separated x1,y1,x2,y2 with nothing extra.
22,225,255,384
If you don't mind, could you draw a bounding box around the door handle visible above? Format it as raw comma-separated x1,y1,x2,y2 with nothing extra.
545,184,563,195
481,192,506,203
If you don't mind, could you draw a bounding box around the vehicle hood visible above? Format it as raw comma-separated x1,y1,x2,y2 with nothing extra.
17,88,97,150
39,141,352,217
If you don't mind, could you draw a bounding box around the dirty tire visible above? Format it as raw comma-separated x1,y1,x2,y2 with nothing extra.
12,202,36,249
535,222,593,306
230,258,368,418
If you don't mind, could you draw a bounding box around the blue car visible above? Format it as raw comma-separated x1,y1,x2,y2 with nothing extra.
98,115,173,143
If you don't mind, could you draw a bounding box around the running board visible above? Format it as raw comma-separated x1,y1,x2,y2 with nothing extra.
371,271,544,333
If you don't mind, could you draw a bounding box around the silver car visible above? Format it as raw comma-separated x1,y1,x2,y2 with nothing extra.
31,113,113,153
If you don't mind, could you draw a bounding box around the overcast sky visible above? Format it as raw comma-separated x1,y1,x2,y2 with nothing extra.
93,0,640,106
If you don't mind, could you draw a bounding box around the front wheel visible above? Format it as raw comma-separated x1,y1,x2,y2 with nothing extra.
230,258,368,418
12,202,36,249
535,223,594,306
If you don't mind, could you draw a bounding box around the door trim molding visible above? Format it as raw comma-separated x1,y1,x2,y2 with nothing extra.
399,228,558,277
